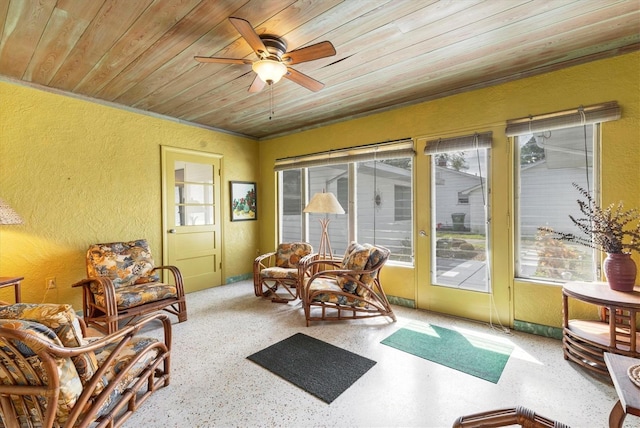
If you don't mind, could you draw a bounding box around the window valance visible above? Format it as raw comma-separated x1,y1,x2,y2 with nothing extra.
505,101,620,136
274,139,414,171
423,132,493,155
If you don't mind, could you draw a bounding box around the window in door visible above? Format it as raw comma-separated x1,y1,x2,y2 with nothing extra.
174,161,214,226
431,149,490,292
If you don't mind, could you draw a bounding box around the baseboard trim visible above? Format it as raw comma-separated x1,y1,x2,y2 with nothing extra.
226,273,252,284
387,295,415,309
513,320,562,340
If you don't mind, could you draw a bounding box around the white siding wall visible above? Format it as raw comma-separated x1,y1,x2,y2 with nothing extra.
434,167,479,229
520,162,590,236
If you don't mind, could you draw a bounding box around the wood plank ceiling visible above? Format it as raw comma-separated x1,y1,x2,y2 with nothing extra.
1,0,638,140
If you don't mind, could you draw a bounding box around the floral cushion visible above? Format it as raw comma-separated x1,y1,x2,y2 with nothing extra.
308,277,367,308
86,335,161,418
319,242,388,303
0,319,83,425
0,303,100,389
93,282,178,310
355,245,386,300
336,242,374,293
260,267,298,280
87,239,160,289
275,242,312,268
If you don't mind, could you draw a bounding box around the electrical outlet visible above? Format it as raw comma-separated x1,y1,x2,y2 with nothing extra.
46,277,56,289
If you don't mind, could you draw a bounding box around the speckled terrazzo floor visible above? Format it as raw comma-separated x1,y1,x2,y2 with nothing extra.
122,280,633,428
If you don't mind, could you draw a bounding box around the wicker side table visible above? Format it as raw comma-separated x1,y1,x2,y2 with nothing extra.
562,281,640,375
0,276,23,303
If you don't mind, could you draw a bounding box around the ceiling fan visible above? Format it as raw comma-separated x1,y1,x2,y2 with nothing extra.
195,17,336,93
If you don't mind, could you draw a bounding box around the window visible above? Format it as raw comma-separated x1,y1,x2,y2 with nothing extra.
394,185,411,221
337,177,348,214
508,102,621,283
276,140,414,263
424,132,492,292
282,170,302,215
308,165,349,256
356,159,413,263
280,169,303,242
514,125,597,282
174,161,214,226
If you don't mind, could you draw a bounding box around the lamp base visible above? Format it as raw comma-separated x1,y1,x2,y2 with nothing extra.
317,218,334,260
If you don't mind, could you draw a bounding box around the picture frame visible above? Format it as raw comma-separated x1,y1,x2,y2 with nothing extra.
230,181,257,221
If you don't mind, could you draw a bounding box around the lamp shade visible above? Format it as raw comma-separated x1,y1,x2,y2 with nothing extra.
0,198,23,225
252,59,287,84
303,191,345,214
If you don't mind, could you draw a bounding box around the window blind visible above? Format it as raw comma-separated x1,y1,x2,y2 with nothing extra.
274,139,414,171
423,131,493,155
505,101,620,136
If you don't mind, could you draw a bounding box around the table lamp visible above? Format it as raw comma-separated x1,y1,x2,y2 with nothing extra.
303,190,345,259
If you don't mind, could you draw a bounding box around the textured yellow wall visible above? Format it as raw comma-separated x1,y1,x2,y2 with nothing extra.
259,52,640,327
0,82,259,309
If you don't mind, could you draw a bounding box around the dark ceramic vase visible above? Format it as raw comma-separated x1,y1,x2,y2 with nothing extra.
603,253,637,292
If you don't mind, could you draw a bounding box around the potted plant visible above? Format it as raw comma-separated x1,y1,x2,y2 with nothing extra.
538,183,640,291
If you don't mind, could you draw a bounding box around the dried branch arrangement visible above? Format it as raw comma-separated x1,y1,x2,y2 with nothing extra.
538,183,640,254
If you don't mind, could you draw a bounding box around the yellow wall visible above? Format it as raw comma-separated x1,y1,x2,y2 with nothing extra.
1,51,638,329
259,51,640,328
0,82,259,309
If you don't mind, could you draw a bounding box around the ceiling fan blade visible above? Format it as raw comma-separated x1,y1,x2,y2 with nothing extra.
194,56,252,65
284,67,324,92
229,17,267,57
282,41,336,65
248,75,266,93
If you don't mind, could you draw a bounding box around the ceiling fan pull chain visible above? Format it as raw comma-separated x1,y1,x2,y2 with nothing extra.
269,83,274,120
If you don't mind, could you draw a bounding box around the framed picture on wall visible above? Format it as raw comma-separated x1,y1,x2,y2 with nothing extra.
230,181,257,221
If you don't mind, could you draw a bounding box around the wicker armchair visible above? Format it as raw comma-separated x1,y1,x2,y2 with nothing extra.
299,242,396,326
253,242,313,303
73,239,187,334
453,406,569,428
0,303,171,428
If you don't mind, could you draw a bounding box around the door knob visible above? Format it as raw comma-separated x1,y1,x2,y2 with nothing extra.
168,229,177,234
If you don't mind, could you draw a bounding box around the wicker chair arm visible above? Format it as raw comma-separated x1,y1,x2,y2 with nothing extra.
299,254,341,272
1,313,170,359
72,277,118,328
72,277,115,295
254,251,276,265
84,313,170,353
303,258,384,286
153,265,185,297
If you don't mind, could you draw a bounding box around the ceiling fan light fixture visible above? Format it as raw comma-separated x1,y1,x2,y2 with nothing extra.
252,59,287,84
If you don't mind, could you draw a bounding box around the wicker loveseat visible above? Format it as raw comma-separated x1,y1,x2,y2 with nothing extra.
300,242,396,326
0,303,171,427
